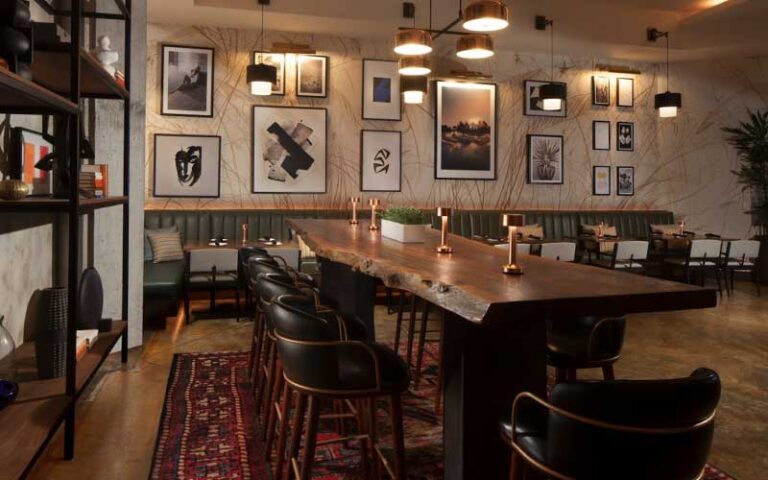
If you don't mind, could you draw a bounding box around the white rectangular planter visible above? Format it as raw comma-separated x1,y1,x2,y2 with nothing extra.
381,220,427,243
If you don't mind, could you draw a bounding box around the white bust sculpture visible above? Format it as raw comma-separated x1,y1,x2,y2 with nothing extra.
93,35,119,76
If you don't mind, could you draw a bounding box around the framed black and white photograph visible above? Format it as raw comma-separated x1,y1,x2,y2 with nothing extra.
593,166,611,196
617,77,634,107
593,120,611,151
617,122,634,151
252,106,327,194
360,130,401,192
527,134,564,184
254,51,285,95
524,80,567,117
153,134,221,198
592,76,611,106
435,81,496,180
296,55,328,98
161,45,214,117
617,166,635,196
362,59,401,121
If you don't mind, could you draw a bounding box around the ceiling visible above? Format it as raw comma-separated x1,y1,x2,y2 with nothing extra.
148,0,768,62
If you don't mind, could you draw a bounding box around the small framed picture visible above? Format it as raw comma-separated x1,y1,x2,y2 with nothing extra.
296,55,328,98
617,122,634,151
11,127,53,195
617,166,635,196
360,130,401,192
592,76,611,106
524,80,567,117
161,44,215,117
253,51,285,95
593,166,611,196
362,59,401,121
593,121,611,151
617,77,634,107
527,134,564,184
153,134,221,198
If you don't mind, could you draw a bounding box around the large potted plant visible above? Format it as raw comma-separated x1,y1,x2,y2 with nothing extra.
380,207,428,243
723,109,768,283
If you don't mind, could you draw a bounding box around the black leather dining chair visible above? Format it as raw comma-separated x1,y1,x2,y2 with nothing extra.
239,246,271,311
547,316,626,382
501,368,721,480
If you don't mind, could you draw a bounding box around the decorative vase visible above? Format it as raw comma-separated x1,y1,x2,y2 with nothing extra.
0,179,28,200
0,316,15,362
0,380,18,411
34,287,68,380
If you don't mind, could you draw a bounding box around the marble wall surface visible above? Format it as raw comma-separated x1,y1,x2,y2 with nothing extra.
145,23,766,238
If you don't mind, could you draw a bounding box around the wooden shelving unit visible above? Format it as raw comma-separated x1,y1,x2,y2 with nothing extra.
32,49,129,100
0,196,128,213
0,69,79,115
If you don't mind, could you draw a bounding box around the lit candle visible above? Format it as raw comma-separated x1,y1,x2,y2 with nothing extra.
368,198,380,231
436,207,453,254
350,197,360,225
502,213,525,275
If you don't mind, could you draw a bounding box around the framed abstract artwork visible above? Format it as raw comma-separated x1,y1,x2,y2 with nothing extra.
11,127,53,195
592,76,610,106
161,45,215,117
593,166,611,196
617,166,635,196
153,134,221,198
524,80,567,117
527,134,564,184
435,81,496,180
296,55,328,98
617,122,635,152
593,121,611,151
617,77,634,107
253,51,285,95
362,59,401,121
360,130,401,192
252,105,327,194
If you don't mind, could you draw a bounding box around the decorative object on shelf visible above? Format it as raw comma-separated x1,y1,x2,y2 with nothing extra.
253,51,284,95
247,0,278,96
34,287,67,380
524,80,566,117
0,0,32,79
82,164,108,198
362,59,401,120
368,198,380,231
401,74,428,104
161,44,215,117
617,166,635,196
435,80,496,180
360,130,401,192
31,21,70,49
593,166,611,196
534,16,566,111
617,77,635,108
617,121,634,151
0,379,18,411
380,206,426,242
349,197,360,225
592,120,611,151
527,134,564,184
241,223,249,245
592,76,611,106
153,134,221,198
10,127,53,195
115,70,126,88
92,35,119,76
0,179,28,200
296,54,328,98
502,213,525,275
252,105,327,194
78,170,96,198
78,268,103,330
0,316,16,362
648,28,682,118
436,207,453,253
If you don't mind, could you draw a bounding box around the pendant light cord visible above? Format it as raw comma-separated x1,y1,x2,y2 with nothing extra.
261,2,265,53
665,33,670,91
550,20,555,81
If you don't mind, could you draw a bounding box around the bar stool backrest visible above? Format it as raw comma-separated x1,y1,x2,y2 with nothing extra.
726,240,760,264
189,248,238,274
540,242,576,262
614,241,649,262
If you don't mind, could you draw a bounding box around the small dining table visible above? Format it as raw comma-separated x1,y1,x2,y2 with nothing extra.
183,240,301,270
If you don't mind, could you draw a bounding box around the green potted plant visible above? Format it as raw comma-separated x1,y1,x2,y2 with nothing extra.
723,109,768,283
380,207,428,243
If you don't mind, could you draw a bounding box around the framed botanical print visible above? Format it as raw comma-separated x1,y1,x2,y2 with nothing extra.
593,121,611,151
11,127,53,195
527,134,564,184
524,80,567,117
161,45,215,117
252,105,327,194
617,166,635,196
253,51,285,95
592,76,610,106
296,55,328,98
362,59,401,121
617,77,634,107
435,81,496,180
617,122,635,152
153,134,221,198
360,130,401,192
593,166,611,196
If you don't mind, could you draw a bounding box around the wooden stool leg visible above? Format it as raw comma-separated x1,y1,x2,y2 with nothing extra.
405,297,418,369
414,301,430,388
286,392,307,480
434,312,445,415
254,333,272,410
602,364,615,380
265,363,284,460
299,395,321,480
367,399,380,480
389,393,406,480
393,291,406,356
509,450,524,480
273,382,292,480
261,340,278,437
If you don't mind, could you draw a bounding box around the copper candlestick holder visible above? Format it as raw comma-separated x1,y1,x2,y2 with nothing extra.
368,198,380,231
436,207,453,254
241,223,249,245
350,197,360,225
502,213,525,275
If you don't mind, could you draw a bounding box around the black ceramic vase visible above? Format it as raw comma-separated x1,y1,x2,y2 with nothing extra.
35,287,68,380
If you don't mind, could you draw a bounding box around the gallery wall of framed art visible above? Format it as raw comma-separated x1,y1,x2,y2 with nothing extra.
360,130,401,192
161,44,215,117
527,134,564,185
361,59,401,121
593,166,611,196
153,134,221,198
296,55,329,98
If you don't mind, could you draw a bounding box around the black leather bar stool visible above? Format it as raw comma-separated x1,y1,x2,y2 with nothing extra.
501,368,721,480
239,246,270,311
547,316,626,383
270,294,410,480
246,257,285,382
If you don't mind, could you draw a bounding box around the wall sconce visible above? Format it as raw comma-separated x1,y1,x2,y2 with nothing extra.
502,213,525,275
369,198,380,231
350,197,360,225
436,207,453,254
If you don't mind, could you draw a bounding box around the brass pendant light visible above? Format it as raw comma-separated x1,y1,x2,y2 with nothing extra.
394,29,433,56
456,34,494,59
462,0,509,32
399,56,431,76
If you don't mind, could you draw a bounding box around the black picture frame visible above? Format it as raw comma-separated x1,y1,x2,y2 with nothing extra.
360,130,402,192
152,133,221,198
361,59,401,121
617,121,635,152
592,120,611,151
160,44,215,117
617,166,635,196
10,127,54,196
296,54,329,98
253,51,286,96
592,76,611,106
616,77,635,108
523,79,567,117
526,134,565,184
592,165,611,196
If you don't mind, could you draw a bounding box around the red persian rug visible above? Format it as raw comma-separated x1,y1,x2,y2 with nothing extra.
150,351,735,480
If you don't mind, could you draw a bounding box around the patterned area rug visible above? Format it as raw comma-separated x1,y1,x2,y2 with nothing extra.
150,351,735,480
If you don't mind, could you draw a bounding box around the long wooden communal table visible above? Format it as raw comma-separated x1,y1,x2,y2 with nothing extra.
287,219,717,480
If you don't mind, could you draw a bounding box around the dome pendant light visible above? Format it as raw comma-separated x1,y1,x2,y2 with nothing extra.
649,28,682,118
394,29,433,56
399,56,431,76
456,34,494,59
401,75,428,104
248,0,277,96
462,0,509,32
537,16,565,111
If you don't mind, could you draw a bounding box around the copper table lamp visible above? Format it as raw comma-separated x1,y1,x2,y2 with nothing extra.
502,213,525,275
368,198,380,231
350,197,360,225
436,207,453,254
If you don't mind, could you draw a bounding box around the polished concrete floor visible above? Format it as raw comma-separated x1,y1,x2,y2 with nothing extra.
29,283,767,480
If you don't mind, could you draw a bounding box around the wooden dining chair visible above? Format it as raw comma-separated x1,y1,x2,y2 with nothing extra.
539,242,577,262
594,241,649,273
184,248,240,323
665,239,723,293
722,240,761,296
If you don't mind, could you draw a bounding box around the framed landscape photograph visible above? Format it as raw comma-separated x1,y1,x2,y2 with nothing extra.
617,77,634,107
617,166,635,196
153,134,221,198
593,120,611,151
524,80,567,117
360,130,401,192
435,81,496,180
592,76,611,106
593,165,611,196
253,51,285,95
527,134,564,184
296,55,328,98
362,59,401,121
11,127,53,195
161,45,214,117
252,105,327,194
617,122,635,151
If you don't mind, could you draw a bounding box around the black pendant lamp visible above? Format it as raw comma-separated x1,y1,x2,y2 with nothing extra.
648,28,682,118
248,0,277,96
401,75,428,104
536,16,565,111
